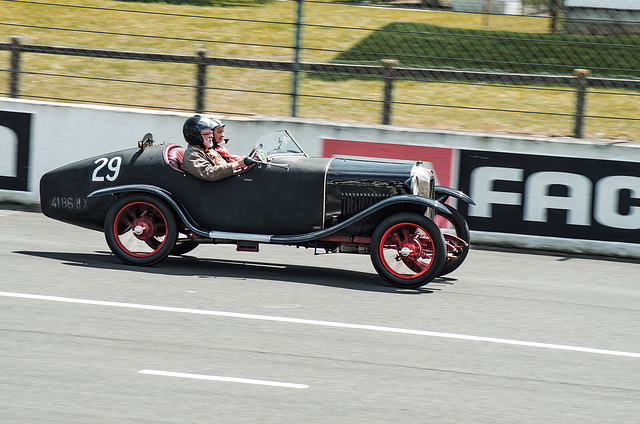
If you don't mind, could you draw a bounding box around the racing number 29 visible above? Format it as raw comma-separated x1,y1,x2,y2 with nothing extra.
92,156,122,182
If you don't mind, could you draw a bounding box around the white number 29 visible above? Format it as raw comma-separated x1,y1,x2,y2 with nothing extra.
92,156,122,182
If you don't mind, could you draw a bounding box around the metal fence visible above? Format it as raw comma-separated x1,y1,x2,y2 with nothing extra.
1,0,639,140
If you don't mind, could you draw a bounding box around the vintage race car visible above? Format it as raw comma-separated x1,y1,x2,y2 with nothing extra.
40,130,474,289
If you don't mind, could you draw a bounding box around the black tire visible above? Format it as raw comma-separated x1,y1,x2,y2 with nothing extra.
434,205,470,276
104,194,177,266
370,212,446,289
170,241,199,256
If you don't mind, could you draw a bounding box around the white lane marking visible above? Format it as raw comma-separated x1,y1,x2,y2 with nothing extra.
2,291,639,359
139,370,308,389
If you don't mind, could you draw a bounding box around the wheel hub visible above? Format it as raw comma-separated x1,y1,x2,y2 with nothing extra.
132,217,155,240
400,238,423,257
399,246,413,257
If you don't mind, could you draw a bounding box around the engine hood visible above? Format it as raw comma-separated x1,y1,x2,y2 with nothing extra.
325,157,434,221
326,157,414,183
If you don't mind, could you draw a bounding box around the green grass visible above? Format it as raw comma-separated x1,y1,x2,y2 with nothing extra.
0,0,638,141
333,23,640,79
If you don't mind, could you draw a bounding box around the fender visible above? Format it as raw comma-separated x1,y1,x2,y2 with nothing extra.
211,194,452,243
435,186,475,205
90,187,450,244
270,194,450,244
88,184,211,237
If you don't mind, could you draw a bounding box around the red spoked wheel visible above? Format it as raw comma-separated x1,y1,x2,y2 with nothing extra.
104,195,177,266
434,204,470,276
371,213,446,289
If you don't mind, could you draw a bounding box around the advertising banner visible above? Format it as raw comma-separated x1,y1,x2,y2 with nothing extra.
457,150,640,244
0,110,32,192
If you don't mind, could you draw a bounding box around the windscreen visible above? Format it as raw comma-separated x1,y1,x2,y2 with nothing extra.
253,130,306,159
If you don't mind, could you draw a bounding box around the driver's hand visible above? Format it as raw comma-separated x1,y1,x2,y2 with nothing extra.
232,156,248,171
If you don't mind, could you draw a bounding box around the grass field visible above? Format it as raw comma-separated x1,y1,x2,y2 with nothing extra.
1,0,638,140
334,22,640,79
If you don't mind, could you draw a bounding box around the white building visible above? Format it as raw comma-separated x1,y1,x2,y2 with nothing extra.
565,0,640,35
452,0,522,15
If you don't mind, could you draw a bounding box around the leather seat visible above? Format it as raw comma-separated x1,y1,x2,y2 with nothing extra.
163,143,185,173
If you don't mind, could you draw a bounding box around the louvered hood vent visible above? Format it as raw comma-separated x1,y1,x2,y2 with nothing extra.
341,192,391,219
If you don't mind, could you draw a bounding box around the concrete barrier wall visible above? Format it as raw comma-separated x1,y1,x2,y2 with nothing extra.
2,98,640,258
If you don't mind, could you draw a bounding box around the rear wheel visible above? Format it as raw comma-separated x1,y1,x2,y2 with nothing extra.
370,212,446,289
104,195,177,266
434,205,470,276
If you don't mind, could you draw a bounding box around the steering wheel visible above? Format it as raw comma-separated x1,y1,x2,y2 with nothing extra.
247,143,263,160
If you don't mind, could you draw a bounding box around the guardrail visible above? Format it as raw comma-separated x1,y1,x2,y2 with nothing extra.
3,36,640,138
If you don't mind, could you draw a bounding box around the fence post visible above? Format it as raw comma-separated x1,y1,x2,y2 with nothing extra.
573,69,590,139
291,0,304,118
482,0,492,29
382,59,397,126
196,49,207,113
549,0,561,33
10,36,22,98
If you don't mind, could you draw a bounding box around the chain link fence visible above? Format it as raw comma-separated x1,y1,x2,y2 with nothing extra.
1,0,638,139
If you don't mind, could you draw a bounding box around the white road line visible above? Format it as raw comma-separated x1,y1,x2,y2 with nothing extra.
139,370,308,389
2,291,639,359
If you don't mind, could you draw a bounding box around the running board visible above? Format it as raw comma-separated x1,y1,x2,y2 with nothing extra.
208,230,272,242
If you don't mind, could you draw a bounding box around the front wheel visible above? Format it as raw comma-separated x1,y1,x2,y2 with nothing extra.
434,205,470,276
370,212,446,289
104,194,177,266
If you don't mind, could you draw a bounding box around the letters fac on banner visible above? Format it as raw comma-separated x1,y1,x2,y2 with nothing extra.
458,150,640,244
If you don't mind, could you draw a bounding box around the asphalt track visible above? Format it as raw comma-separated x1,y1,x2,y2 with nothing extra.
1,204,639,424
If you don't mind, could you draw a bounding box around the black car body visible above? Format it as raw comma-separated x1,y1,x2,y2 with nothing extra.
40,130,473,288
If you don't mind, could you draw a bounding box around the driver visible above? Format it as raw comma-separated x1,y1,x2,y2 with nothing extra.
181,115,247,181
